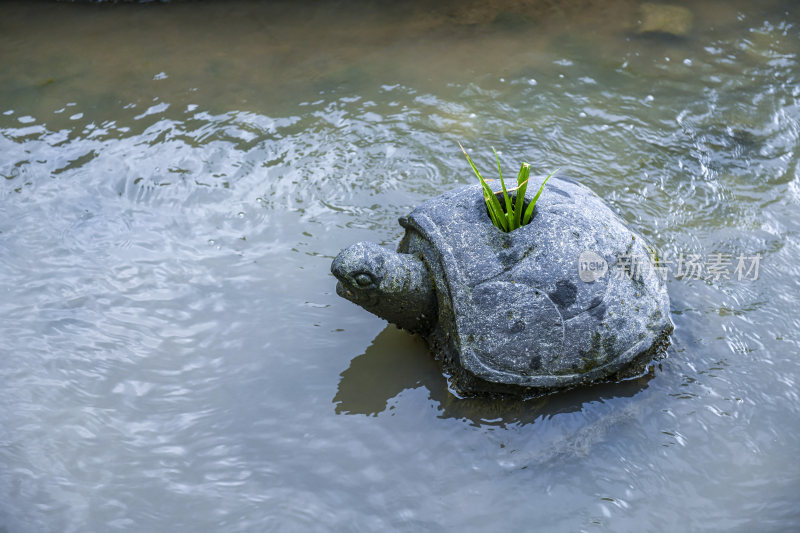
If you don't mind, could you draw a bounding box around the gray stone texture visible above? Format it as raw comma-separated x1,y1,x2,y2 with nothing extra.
332,178,673,396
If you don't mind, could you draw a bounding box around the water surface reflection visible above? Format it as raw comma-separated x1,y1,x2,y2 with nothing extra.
1,0,799,531
335,326,654,426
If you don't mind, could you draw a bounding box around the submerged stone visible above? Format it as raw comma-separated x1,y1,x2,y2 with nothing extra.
332,178,673,396
636,3,693,37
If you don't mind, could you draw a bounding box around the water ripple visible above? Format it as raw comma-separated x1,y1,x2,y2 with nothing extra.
1,1,799,531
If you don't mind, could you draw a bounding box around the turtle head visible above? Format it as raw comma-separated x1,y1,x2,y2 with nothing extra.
331,242,393,308
331,241,437,334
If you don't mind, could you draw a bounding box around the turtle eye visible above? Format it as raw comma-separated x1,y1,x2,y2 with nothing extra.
354,273,375,288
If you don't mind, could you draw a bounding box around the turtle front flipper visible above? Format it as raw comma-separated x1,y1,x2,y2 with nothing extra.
461,280,565,383
331,242,437,335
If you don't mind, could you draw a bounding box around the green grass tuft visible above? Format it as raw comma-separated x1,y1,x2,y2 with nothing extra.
459,143,557,232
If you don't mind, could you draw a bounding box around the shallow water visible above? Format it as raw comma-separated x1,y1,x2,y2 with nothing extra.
1,0,799,531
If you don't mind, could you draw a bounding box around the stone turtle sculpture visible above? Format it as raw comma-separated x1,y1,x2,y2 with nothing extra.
331,177,672,396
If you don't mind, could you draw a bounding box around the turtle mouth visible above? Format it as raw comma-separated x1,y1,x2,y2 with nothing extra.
335,280,378,307
336,280,353,300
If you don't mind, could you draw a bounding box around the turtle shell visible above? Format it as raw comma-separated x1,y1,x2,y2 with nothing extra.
398,178,672,392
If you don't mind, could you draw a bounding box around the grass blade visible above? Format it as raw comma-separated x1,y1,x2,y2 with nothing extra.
484,190,507,231
512,162,530,229
522,168,558,225
493,147,513,228
460,142,508,231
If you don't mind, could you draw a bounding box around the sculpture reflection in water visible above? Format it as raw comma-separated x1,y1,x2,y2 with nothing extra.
333,325,655,426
